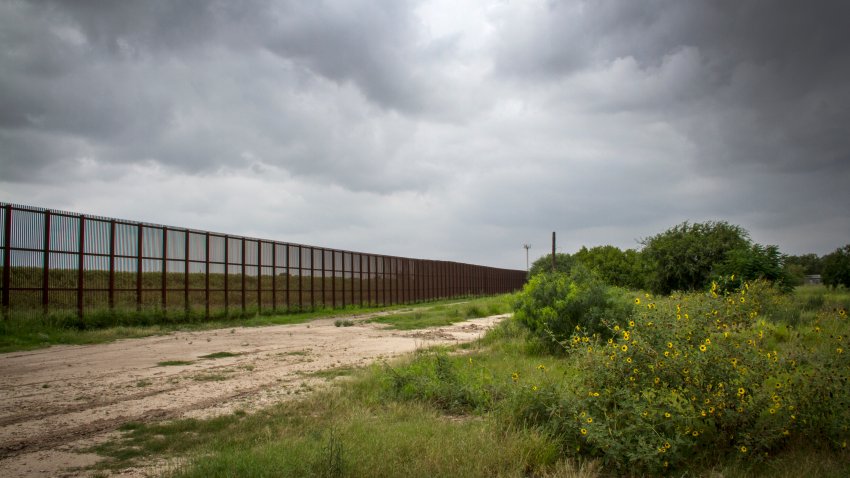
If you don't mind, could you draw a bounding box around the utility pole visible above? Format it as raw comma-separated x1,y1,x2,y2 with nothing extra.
522,244,531,277
551,232,556,272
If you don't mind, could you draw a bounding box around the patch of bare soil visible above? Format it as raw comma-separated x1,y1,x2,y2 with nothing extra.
0,313,508,477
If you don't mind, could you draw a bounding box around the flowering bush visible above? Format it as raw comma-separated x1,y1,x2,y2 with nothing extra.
523,281,850,474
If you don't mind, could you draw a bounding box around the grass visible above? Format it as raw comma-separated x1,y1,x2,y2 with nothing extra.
157,360,195,367
303,366,358,380
89,285,850,478
367,295,512,330
198,352,239,360
0,295,510,354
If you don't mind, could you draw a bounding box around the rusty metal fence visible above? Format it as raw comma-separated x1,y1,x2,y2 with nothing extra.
0,203,527,320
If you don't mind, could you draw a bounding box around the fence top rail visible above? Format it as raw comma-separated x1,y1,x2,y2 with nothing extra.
1,202,524,273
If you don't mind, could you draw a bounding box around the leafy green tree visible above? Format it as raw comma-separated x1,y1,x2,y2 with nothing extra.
528,253,574,277
573,245,646,290
715,244,792,292
640,221,751,295
784,253,824,275
822,245,850,288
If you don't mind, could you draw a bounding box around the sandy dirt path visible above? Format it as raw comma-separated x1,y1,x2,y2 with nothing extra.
0,312,508,477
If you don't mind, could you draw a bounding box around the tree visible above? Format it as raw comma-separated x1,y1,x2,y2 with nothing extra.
715,243,792,292
573,245,646,290
784,253,824,275
822,245,850,289
529,253,574,277
640,221,751,295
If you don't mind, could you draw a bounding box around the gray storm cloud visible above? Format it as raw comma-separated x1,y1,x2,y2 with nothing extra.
1,0,848,267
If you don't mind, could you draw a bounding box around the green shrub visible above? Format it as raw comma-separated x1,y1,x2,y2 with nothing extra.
512,283,850,474
513,266,635,352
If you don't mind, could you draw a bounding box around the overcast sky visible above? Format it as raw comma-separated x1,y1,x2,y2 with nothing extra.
2,0,849,269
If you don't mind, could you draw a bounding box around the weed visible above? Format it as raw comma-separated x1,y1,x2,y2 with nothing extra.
198,352,239,360
157,360,194,367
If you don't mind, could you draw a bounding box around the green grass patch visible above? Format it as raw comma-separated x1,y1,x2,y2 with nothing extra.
1,295,513,354
157,360,194,367
303,366,358,380
198,352,239,360
368,295,513,330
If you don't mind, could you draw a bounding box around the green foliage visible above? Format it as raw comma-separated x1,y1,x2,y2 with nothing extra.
513,266,635,351
641,221,752,295
785,253,824,275
573,245,646,290
715,244,793,292
529,253,575,276
822,245,850,289
507,283,850,475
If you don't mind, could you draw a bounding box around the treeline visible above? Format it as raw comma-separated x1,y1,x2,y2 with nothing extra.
530,220,850,294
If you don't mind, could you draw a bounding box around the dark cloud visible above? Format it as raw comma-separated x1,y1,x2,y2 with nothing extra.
1,0,848,267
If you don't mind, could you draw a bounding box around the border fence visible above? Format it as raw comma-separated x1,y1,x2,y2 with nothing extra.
1,202,527,320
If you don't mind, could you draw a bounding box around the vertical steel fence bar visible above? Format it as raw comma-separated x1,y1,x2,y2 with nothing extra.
297,244,303,310
255,240,261,314
224,235,229,315
161,227,167,313
2,205,10,319
359,254,364,307
205,232,210,319
43,211,51,315
241,237,246,313
285,243,290,310
272,242,277,312
108,219,115,311
184,229,190,317
309,246,314,310
1,205,10,319
77,215,85,318
136,225,142,313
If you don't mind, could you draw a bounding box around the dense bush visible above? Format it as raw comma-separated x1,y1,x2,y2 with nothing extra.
513,266,635,352
822,245,850,289
510,281,849,474
528,253,575,277
640,221,752,295
573,245,646,290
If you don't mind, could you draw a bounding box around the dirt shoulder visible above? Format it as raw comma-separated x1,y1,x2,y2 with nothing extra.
0,313,508,477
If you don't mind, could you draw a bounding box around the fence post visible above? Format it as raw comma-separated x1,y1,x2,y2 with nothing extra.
257,240,262,314
285,243,290,310
321,248,326,309
272,242,277,313
136,225,142,312
43,211,51,316
224,235,229,315
2,205,10,319
241,237,246,314
205,232,210,319
308,247,313,311
108,219,115,312
77,215,85,318
297,245,303,310
331,250,336,308
184,229,190,317
161,227,167,313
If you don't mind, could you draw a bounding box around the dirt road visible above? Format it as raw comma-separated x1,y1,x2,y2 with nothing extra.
0,313,507,477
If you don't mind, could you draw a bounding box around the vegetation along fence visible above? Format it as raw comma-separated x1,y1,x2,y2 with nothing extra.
0,202,527,320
